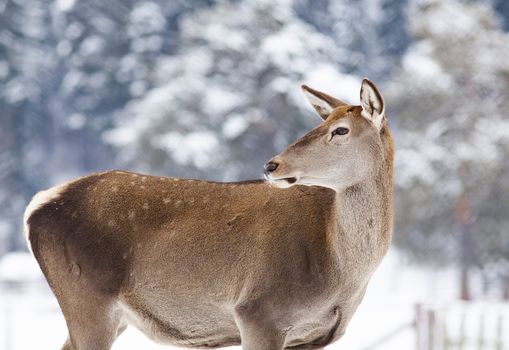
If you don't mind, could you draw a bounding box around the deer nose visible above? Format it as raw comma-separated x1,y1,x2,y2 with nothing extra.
264,162,279,174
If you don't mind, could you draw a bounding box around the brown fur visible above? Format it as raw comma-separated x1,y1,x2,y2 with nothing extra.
25,81,394,350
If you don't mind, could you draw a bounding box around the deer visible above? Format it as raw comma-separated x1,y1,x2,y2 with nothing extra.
24,78,393,350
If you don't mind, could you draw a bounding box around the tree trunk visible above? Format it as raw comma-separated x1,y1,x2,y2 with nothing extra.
503,278,509,301
456,191,473,301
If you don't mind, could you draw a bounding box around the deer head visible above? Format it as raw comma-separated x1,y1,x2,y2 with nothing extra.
264,79,388,192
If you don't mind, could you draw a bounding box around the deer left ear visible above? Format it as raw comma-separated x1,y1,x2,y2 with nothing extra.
302,84,347,120
360,78,385,130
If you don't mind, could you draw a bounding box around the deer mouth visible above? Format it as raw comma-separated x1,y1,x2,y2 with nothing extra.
284,177,298,184
264,175,299,188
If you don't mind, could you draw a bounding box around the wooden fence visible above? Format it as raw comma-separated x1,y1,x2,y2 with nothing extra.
415,302,508,350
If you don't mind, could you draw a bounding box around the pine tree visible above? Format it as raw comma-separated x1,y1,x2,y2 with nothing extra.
0,0,55,251
293,0,410,80
107,0,360,181
0,0,216,251
388,0,509,298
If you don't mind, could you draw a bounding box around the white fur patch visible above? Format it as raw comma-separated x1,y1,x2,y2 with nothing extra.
23,183,68,253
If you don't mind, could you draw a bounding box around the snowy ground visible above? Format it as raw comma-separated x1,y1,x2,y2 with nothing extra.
0,250,506,350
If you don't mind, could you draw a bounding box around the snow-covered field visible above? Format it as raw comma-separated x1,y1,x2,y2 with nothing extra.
0,251,506,350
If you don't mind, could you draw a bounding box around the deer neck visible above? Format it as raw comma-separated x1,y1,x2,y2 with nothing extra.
331,168,393,268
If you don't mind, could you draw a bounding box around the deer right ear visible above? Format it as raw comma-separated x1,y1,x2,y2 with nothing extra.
301,85,347,120
360,78,385,130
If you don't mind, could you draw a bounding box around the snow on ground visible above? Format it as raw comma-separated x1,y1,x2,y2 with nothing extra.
0,252,42,283
0,250,504,350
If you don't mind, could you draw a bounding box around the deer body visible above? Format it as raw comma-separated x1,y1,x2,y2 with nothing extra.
25,79,393,350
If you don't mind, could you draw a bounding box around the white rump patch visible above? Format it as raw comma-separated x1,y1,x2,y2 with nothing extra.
23,183,69,253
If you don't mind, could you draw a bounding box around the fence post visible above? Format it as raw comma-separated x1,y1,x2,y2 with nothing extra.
477,312,485,350
495,314,504,350
427,309,436,350
443,311,450,350
459,312,466,350
415,303,422,350
3,289,12,350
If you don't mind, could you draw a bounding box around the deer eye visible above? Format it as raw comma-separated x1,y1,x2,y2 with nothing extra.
332,127,349,136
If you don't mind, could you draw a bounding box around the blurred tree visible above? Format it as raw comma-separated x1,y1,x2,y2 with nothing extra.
293,0,410,80
0,0,215,251
0,0,56,251
493,0,509,31
388,0,509,299
106,0,360,181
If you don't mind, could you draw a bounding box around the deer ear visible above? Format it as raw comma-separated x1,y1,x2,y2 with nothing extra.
301,85,347,120
360,78,385,130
